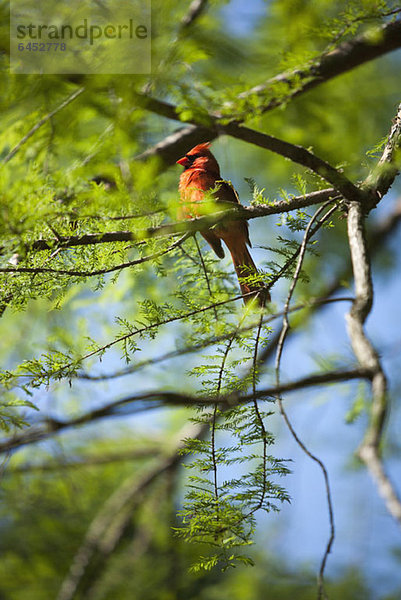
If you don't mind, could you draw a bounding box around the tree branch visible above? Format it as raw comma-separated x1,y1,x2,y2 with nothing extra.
133,94,365,201
239,19,401,113
223,123,366,202
0,366,372,456
10,188,337,256
346,200,401,525
180,0,208,29
56,421,207,600
1,234,190,278
135,20,401,165
364,101,401,208
77,297,353,381
273,204,337,599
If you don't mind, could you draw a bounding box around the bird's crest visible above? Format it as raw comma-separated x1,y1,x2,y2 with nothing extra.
187,142,211,155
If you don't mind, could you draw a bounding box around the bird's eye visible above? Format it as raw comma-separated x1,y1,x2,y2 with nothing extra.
188,153,201,161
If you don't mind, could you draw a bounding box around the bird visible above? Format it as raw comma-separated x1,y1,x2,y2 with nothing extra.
177,142,269,306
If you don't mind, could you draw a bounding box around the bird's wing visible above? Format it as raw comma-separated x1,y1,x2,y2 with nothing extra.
213,180,252,248
201,230,225,259
213,180,240,205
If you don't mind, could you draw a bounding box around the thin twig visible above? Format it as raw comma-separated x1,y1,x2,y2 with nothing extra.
193,233,218,319
77,296,353,381
211,303,254,525
3,87,85,164
274,203,337,600
249,309,270,514
1,234,190,278
0,366,372,456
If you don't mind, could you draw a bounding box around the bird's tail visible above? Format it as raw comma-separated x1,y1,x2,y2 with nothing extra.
228,243,270,306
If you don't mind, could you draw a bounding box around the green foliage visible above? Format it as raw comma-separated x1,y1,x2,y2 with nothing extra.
0,0,400,595
177,401,291,570
0,444,377,599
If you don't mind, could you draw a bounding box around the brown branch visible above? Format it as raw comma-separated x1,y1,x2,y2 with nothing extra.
13,188,337,256
273,205,337,600
1,233,190,278
222,123,366,202
239,20,401,113
134,20,401,165
133,94,363,200
0,401,163,455
363,101,401,209
133,101,367,203
0,366,371,456
346,200,401,526
56,422,207,600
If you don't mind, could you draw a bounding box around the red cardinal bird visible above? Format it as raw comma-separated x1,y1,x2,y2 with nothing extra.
177,142,269,305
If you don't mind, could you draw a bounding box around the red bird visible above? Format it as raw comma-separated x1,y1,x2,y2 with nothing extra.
177,142,269,305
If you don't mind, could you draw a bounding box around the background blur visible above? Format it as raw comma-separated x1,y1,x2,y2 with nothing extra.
0,0,400,598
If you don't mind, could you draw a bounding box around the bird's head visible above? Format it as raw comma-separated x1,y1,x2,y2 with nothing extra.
176,142,220,176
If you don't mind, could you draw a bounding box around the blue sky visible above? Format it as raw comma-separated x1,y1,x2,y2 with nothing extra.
214,0,401,594
2,0,400,596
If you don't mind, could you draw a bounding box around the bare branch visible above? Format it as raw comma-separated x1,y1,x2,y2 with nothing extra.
0,366,371,456
180,0,208,29
346,200,401,526
12,188,337,256
274,204,337,600
223,123,365,202
239,20,401,113
135,20,401,165
132,94,363,200
56,422,207,600
134,124,215,164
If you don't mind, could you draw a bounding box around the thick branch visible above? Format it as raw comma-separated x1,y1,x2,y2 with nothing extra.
56,422,206,600
9,189,336,256
134,101,363,200
240,20,401,111
223,123,366,202
346,200,401,525
135,20,401,165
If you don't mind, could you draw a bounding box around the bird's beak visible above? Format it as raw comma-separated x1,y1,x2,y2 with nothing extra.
176,156,190,167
